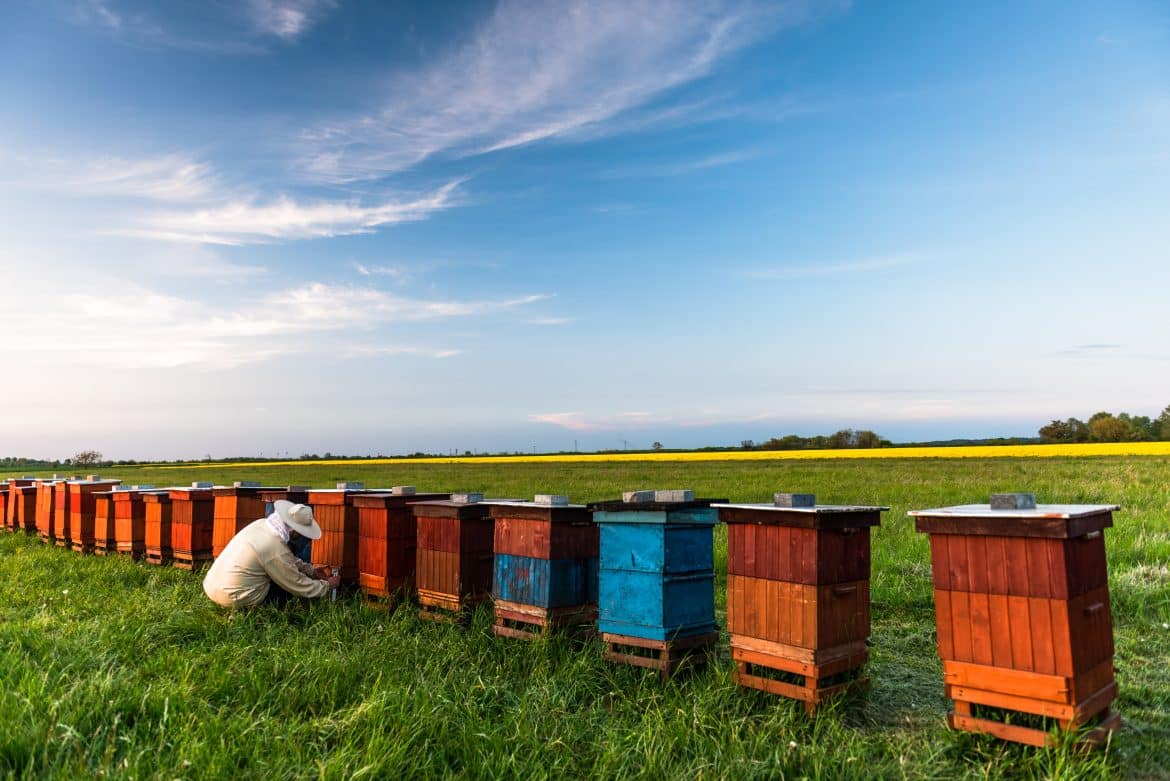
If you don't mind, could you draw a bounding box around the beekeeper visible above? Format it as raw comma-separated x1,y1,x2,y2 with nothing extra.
203,500,339,608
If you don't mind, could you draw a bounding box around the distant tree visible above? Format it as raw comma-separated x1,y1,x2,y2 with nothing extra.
651,441,664,451
854,430,883,448
827,429,856,449
1041,417,1090,442
1157,405,1170,440
1119,413,1155,441
1087,412,1132,442
740,440,755,450
72,450,103,466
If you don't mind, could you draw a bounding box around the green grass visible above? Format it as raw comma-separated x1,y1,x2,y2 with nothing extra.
2,457,1168,779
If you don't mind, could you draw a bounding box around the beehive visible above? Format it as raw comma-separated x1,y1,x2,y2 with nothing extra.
911,496,1121,747
170,484,216,569
307,484,370,586
212,482,273,557
6,478,37,532
412,495,496,620
34,478,66,543
259,486,311,515
715,494,885,710
352,489,449,601
591,490,723,679
0,482,7,531
142,491,174,565
490,495,599,640
114,488,154,558
52,478,77,547
92,490,117,554
66,477,122,553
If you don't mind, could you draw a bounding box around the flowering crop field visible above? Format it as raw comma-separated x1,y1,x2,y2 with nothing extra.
2,454,1168,779
154,440,1170,470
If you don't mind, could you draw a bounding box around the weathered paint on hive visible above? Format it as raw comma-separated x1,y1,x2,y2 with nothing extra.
493,554,597,608
599,523,714,574
597,570,716,640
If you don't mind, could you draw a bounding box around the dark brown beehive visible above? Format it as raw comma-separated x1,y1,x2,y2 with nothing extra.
911,498,1121,747
412,496,495,620
716,497,885,710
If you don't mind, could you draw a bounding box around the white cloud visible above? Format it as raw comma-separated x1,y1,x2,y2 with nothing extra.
71,154,219,201
247,0,335,41
341,345,463,359
301,0,836,181
598,148,760,178
118,180,462,245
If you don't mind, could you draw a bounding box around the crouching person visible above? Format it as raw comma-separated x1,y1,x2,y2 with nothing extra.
203,500,340,608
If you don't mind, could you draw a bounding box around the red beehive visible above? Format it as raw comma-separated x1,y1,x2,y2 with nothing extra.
170,484,216,569
911,494,1121,747
412,494,496,621
716,494,885,711
67,477,122,553
308,483,371,586
211,482,275,557
352,488,449,601
114,488,154,558
143,491,174,565
8,479,37,533
53,478,78,547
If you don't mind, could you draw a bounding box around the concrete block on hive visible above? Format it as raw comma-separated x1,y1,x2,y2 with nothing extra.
654,489,694,503
391,486,416,496
774,493,816,508
622,490,655,503
451,492,483,504
990,492,1037,510
534,494,569,506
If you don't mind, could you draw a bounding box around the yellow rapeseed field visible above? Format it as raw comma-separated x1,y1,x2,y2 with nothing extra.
164,441,1170,469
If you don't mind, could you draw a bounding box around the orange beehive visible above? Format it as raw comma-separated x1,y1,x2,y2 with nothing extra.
170,484,216,569
8,479,37,533
212,482,274,557
53,479,75,547
911,495,1121,747
352,488,449,601
143,491,174,565
258,487,310,515
34,478,65,542
716,495,885,711
0,482,7,531
93,490,116,554
114,488,153,558
412,495,496,621
67,477,122,553
308,483,371,586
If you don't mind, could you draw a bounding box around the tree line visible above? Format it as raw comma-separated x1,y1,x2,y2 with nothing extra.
741,429,891,451
1039,406,1170,443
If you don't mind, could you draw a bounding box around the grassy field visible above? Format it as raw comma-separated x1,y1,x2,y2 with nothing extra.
2,456,1168,779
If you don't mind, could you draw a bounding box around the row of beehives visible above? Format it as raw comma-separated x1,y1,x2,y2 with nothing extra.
0,477,1120,749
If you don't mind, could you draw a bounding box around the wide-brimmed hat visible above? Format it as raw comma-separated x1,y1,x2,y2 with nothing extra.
273,500,322,540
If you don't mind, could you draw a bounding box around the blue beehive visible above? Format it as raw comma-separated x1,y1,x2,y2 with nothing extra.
494,554,597,608
593,492,719,641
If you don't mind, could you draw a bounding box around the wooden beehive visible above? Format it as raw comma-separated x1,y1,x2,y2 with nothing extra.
308,485,371,585
53,479,76,547
9,481,37,533
591,492,723,679
412,497,496,620
352,489,449,601
258,487,310,515
34,478,64,542
490,497,599,640
170,485,216,569
67,478,122,553
142,491,174,565
114,489,153,558
0,483,7,531
911,498,1122,747
92,490,117,554
715,497,885,710
212,483,274,558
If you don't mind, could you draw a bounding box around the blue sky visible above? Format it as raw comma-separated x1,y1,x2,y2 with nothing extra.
1,0,1168,460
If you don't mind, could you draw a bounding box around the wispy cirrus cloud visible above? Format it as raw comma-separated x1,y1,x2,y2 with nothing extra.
71,0,335,50
301,0,839,182
115,180,463,245
598,147,760,179
71,153,220,201
0,278,545,370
